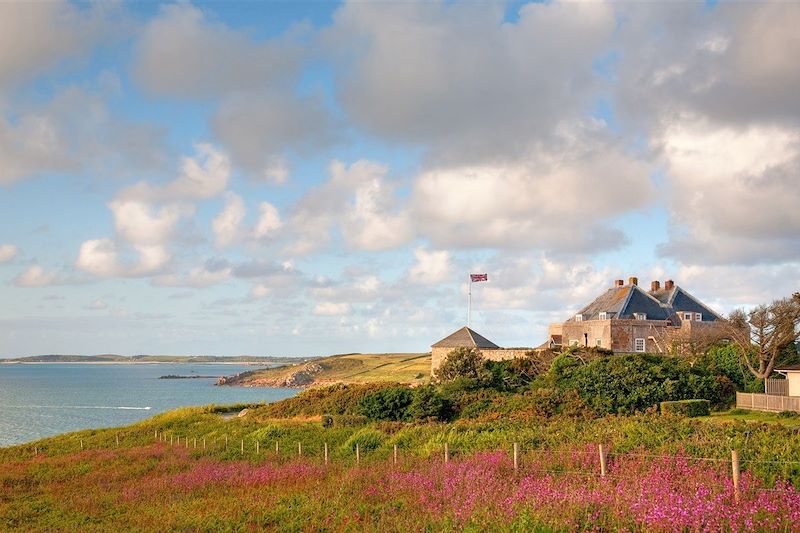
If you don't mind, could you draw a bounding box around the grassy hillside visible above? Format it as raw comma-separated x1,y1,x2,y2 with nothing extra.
221,352,431,387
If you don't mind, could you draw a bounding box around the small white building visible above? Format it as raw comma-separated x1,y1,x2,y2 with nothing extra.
776,365,800,397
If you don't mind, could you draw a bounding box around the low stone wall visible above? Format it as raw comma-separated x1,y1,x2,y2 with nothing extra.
431,347,534,375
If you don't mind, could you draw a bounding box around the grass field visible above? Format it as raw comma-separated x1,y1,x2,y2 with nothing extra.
227,352,431,387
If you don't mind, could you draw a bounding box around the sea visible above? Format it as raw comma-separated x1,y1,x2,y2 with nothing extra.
0,363,297,447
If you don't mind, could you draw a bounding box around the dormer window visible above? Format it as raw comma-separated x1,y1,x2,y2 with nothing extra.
634,313,646,320
598,312,608,320
683,312,692,321
575,314,583,322
695,312,702,321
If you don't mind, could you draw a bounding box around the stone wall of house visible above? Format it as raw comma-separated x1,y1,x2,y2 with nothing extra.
609,320,670,353
560,320,613,350
430,347,534,376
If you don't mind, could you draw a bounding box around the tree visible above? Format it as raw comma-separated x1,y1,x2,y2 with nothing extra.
434,347,490,383
726,293,800,380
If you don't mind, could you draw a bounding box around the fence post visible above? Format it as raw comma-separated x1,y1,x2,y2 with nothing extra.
444,443,449,464
324,442,329,465
203,437,206,451
256,441,259,455
225,435,228,450
170,435,173,445
599,444,608,478
186,437,189,449
513,442,519,472
297,442,302,457
393,444,398,466
80,439,83,450
241,439,244,454
731,450,741,503
116,434,119,447
356,443,360,465
193,437,196,449
154,430,158,441
275,441,279,454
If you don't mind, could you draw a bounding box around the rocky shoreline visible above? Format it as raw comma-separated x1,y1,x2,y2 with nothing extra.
217,363,323,388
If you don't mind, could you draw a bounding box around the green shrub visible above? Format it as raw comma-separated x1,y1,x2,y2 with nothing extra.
321,414,333,428
264,382,398,417
434,347,490,383
357,386,414,421
660,399,711,417
552,353,723,415
407,385,449,421
342,428,386,453
331,414,368,427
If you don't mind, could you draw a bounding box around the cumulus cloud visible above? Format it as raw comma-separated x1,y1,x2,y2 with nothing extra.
328,0,615,163
252,201,282,240
0,244,18,263
0,82,166,186
0,1,123,89
656,119,800,264
153,261,232,288
407,248,452,285
212,192,246,248
13,264,60,287
313,302,352,316
286,159,413,254
132,2,301,98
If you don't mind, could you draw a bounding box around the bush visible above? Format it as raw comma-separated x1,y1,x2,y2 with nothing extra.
342,428,386,453
551,353,723,415
434,347,490,383
407,385,449,421
660,399,711,417
357,386,414,421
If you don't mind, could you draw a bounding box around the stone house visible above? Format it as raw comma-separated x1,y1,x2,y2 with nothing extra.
544,277,728,354
430,327,532,376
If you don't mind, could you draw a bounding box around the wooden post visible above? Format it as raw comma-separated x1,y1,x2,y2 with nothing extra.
154,430,158,441
34,446,38,456
444,443,449,464
275,441,279,454
203,437,206,451
513,442,519,471
731,450,741,503
599,444,608,478
225,435,228,450
356,443,360,465
324,442,329,465
393,444,398,466
170,435,173,445
186,437,189,449
241,439,244,454
193,437,197,449
116,434,119,447
256,441,260,455
297,442,302,457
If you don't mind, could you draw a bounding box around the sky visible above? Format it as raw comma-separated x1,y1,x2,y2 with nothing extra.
0,0,798,357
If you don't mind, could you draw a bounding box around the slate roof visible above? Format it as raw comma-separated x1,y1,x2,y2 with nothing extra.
431,327,500,349
569,283,721,324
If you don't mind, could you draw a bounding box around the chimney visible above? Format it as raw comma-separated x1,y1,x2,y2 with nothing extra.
615,279,624,287
628,276,638,286
651,280,660,292
664,279,675,290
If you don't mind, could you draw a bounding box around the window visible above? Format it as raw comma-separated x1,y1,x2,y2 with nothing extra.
574,314,583,322
684,312,693,321
598,312,608,320
634,313,647,320
695,312,702,321
569,339,579,347
595,339,602,347
635,338,645,352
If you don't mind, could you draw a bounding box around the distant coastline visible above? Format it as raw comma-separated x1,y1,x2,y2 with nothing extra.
0,354,314,365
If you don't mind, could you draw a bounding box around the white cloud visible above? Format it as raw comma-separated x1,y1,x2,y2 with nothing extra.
313,302,352,316
407,248,452,285
212,192,246,248
153,263,232,288
656,119,800,264
76,239,122,277
249,284,270,299
86,298,108,311
0,244,18,263
252,201,282,240
0,1,123,89
14,264,59,287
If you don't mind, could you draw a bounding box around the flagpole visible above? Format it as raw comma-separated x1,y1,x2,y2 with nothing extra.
468,275,472,328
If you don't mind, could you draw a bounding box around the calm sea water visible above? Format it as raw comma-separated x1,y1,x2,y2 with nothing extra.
0,363,297,447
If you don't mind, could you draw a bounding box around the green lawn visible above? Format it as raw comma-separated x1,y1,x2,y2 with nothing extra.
706,408,800,427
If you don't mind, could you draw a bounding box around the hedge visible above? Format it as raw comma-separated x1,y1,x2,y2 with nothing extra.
660,399,711,417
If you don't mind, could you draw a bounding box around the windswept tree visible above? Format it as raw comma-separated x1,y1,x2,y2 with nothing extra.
434,347,489,383
726,293,800,380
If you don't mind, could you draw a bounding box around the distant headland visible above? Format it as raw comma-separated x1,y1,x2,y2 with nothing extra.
0,354,313,365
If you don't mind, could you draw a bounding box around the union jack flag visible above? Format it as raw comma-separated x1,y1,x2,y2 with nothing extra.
470,273,488,282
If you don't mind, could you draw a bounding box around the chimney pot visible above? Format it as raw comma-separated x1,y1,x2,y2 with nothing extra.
651,280,660,292
615,279,624,287
665,279,675,290
628,277,638,286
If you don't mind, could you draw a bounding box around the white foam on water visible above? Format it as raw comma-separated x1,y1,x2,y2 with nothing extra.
6,405,152,410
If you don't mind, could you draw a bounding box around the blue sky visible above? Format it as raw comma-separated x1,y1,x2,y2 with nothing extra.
0,1,798,357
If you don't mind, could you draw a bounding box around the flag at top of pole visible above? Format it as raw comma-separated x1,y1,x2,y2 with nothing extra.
468,273,488,327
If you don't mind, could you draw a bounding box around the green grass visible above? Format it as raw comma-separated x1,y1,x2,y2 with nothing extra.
706,408,800,427
231,353,431,386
